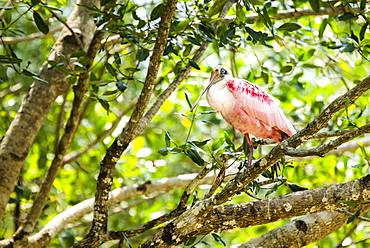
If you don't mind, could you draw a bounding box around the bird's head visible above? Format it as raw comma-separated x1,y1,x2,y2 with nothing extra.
209,66,232,85
190,66,232,112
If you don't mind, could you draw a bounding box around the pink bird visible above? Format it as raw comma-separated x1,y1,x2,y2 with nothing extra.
191,66,296,167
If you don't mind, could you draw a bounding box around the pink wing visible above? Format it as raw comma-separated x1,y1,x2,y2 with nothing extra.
227,78,296,137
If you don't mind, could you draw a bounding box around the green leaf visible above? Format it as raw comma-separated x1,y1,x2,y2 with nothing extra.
150,3,164,21
33,11,49,35
280,65,293,74
212,137,225,151
245,27,264,43
98,99,110,113
190,139,211,147
100,0,110,7
265,183,278,198
287,183,308,192
103,90,118,96
262,170,273,179
338,200,361,207
186,35,201,46
183,44,193,57
31,0,41,5
70,50,87,58
158,147,169,156
236,3,246,23
175,19,190,31
164,131,174,147
341,43,355,53
347,208,361,224
319,18,328,39
136,48,149,62
299,49,316,62
301,63,322,69
224,131,235,151
105,63,117,77
116,81,127,93
22,69,38,77
184,92,192,109
211,233,226,246
308,0,320,13
187,59,200,70
337,12,356,21
360,22,369,41
3,9,12,25
186,148,205,166
216,24,227,37
277,23,301,32
0,55,22,64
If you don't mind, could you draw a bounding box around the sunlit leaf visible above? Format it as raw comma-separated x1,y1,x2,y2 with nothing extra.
277,23,301,32
184,92,192,110
0,55,22,64
186,148,205,166
308,0,320,13
33,11,49,35
211,233,226,246
150,3,164,21
212,137,225,151
187,59,200,70
136,48,149,62
116,81,127,93
337,12,356,22
287,183,308,192
164,131,174,147
347,208,361,224
105,62,117,77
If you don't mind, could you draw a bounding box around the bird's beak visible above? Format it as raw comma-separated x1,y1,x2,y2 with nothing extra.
190,71,219,112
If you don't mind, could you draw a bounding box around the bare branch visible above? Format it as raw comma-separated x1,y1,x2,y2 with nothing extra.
285,124,370,157
293,136,370,162
1,26,62,45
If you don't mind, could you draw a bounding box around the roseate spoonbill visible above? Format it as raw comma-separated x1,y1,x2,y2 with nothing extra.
191,66,296,167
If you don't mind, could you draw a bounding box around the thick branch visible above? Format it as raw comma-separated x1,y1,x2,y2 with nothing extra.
229,205,370,248
0,0,98,221
141,175,370,246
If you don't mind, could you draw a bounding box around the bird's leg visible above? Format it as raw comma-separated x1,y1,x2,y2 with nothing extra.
244,134,254,167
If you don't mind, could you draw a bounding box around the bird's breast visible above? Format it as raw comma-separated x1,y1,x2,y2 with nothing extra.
206,82,235,113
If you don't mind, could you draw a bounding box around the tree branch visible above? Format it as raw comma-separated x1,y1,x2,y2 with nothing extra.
229,205,370,248
0,0,99,221
74,1,179,247
141,175,370,247
0,173,217,247
285,124,370,157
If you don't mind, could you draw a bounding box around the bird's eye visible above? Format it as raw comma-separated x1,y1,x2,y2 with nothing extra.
220,68,228,76
215,69,219,72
